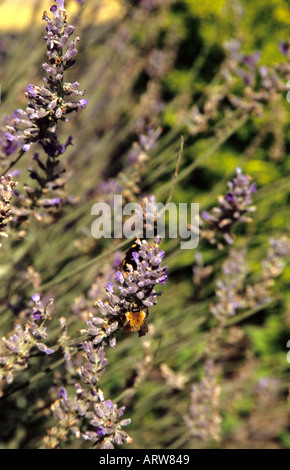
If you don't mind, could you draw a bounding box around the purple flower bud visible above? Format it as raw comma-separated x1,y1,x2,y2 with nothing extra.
22,143,31,152
32,293,40,303
57,386,68,400
97,426,106,437
279,40,288,56
106,282,114,294
259,65,268,78
115,271,124,284
225,192,235,203
27,84,38,97
41,197,62,207
250,183,257,193
202,210,211,220
32,309,43,320
79,98,88,109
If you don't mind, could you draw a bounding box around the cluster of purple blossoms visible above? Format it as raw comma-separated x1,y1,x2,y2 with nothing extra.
210,237,290,324
43,385,132,449
0,111,23,168
225,39,290,112
4,0,87,158
84,237,168,343
201,167,256,248
225,39,261,87
81,399,132,448
44,316,133,448
127,125,162,166
0,294,54,396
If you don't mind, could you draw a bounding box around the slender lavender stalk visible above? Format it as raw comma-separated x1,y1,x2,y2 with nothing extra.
184,360,221,442
245,236,290,308
0,175,17,246
210,248,248,322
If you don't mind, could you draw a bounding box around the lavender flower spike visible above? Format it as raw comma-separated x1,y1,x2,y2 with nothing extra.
0,295,54,396
0,175,17,246
83,237,168,343
4,0,87,159
201,167,256,248
184,360,221,442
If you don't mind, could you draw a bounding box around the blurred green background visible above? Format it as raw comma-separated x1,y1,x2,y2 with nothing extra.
0,0,289,449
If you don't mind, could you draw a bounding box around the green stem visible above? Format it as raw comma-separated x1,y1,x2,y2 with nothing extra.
0,149,25,178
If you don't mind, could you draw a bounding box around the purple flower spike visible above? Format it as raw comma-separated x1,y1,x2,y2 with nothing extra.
2,0,87,167
201,168,256,248
86,235,167,339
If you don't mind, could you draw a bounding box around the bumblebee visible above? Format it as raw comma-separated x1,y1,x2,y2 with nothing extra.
119,238,155,273
118,239,154,337
122,303,149,337
119,240,141,273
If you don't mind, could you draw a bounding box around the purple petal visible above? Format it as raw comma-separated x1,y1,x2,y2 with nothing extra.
106,282,114,294
57,386,68,400
115,271,124,284
202,210,211,221
32,293,40,303
79,98,88,109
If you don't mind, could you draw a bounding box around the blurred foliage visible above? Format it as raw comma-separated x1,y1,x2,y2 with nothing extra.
0,0,290,449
